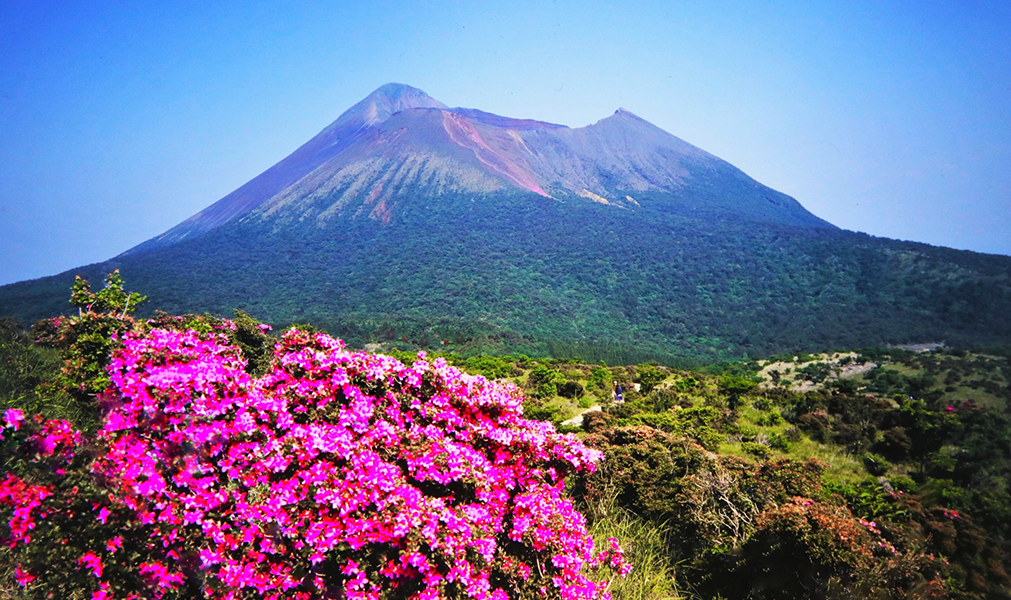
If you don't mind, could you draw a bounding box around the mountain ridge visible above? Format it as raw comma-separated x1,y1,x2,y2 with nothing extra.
123,83,831,256
126,83,449,253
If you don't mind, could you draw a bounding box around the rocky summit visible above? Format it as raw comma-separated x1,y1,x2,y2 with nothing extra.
129,83,831,255
2,84,1009,362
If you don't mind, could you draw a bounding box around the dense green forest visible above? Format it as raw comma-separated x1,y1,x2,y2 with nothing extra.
3,274,1011,599
2,190,1010,365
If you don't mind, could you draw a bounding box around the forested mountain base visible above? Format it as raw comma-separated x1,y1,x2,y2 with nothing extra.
2,191,1010,364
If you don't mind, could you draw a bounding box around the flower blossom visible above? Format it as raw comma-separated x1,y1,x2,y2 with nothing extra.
0,325,626,600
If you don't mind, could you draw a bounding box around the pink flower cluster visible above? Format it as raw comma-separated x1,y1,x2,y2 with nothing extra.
0,408,84,553
28,417,82,459
0,473,51,547
5,326,627,599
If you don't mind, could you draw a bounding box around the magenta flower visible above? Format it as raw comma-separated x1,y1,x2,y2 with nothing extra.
78,551,103,578
3,408,23,431
1,324,626,599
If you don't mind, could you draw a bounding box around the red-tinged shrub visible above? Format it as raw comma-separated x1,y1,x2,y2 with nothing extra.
576,427,760,560
700,497,951,600
797,411,831,442
1,327,627,600
877,492,1010,598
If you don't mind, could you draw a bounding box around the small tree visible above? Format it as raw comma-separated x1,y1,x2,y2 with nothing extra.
635,366,666,395
33,272,146,426
527,364,564,399
718,375,756,409
69,270,146,317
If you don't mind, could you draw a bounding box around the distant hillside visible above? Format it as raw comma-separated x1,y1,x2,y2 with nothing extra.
1,84,1009,362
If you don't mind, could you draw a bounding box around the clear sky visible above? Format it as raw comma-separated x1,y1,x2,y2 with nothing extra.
2,0,1009,285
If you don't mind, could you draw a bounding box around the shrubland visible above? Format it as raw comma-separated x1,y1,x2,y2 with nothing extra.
0,274,627,599
1,274,1010,599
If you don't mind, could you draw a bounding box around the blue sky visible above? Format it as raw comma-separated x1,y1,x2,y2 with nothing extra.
1,0,1009,285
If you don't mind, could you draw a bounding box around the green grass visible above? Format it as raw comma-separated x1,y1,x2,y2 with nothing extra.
588,507,682,600
785,437,866,484
945,384,1005,409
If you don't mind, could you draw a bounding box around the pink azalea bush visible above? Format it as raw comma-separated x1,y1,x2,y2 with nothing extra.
1,325,628,599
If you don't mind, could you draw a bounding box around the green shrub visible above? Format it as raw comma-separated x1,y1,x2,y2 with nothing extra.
527,364,564,398
459,354,514,380
558,379,585,399
632,411,680,433
647,387,680,412
742,442,772,460
863,453,891,476
587,366,611,390
797,411,830,442
523,403,560,423
756,410,784,426
636,365,667,394
694,425,724,451
769,432,791,451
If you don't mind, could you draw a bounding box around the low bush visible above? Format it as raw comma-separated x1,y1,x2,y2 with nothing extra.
0,326,627,599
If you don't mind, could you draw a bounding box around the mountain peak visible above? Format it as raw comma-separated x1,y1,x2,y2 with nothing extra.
122,84,448,253
339,83,447,129
368,82,435,102
611,107,646,121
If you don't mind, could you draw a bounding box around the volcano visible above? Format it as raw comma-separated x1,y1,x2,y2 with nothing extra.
2,84,1009,362
128,83,831,254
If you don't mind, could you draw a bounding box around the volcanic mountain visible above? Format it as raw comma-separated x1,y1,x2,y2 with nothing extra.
129,83,830,253
2,83,1010,362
